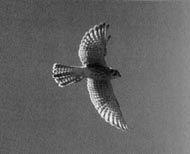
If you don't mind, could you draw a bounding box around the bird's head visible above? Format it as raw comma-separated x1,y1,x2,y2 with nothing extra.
110,69,121,79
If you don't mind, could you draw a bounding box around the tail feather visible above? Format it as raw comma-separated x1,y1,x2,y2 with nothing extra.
52,63,84,87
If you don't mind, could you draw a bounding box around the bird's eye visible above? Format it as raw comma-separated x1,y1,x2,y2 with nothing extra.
113,71,117,76
110,69,114,73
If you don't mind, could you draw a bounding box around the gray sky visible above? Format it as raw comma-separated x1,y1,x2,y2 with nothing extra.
0,1,190,154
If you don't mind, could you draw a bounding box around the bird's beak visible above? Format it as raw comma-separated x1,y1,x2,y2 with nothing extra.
119,73,121,77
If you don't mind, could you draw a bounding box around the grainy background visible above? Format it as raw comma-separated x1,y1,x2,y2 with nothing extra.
0,1,190,154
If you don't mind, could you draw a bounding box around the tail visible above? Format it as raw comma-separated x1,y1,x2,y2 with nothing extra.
52,63,85,87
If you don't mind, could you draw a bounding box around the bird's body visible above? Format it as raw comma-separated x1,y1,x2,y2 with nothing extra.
86,63,120,80
52,23,128,131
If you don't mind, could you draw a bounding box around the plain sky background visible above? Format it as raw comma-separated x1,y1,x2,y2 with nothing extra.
0,1,190,154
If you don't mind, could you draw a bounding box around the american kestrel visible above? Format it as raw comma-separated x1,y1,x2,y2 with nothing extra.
52,23,128,131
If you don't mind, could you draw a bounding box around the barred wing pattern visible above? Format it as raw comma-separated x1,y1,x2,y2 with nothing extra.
87,78,128,130
78,23,111,66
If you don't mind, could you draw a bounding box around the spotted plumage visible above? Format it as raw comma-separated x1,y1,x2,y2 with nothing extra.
52,23,128,131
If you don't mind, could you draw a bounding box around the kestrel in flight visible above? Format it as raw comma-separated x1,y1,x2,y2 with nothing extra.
52,23,128,131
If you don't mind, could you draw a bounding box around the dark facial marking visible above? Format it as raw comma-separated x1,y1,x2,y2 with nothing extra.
113,71,117,76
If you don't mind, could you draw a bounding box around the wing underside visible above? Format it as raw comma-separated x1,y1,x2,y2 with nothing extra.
87,78,128,131
78,23,111,66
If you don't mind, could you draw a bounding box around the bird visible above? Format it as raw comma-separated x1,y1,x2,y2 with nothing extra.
52,22,128,131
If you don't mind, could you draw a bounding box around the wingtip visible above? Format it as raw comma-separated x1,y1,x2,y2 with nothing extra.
96,22,109,29
116,121,129,131
97,105,128,131
99,22,106,26
121,124,129,131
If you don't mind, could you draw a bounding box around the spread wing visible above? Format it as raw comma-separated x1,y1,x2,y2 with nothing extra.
87,78,128,131
78,23,111,66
